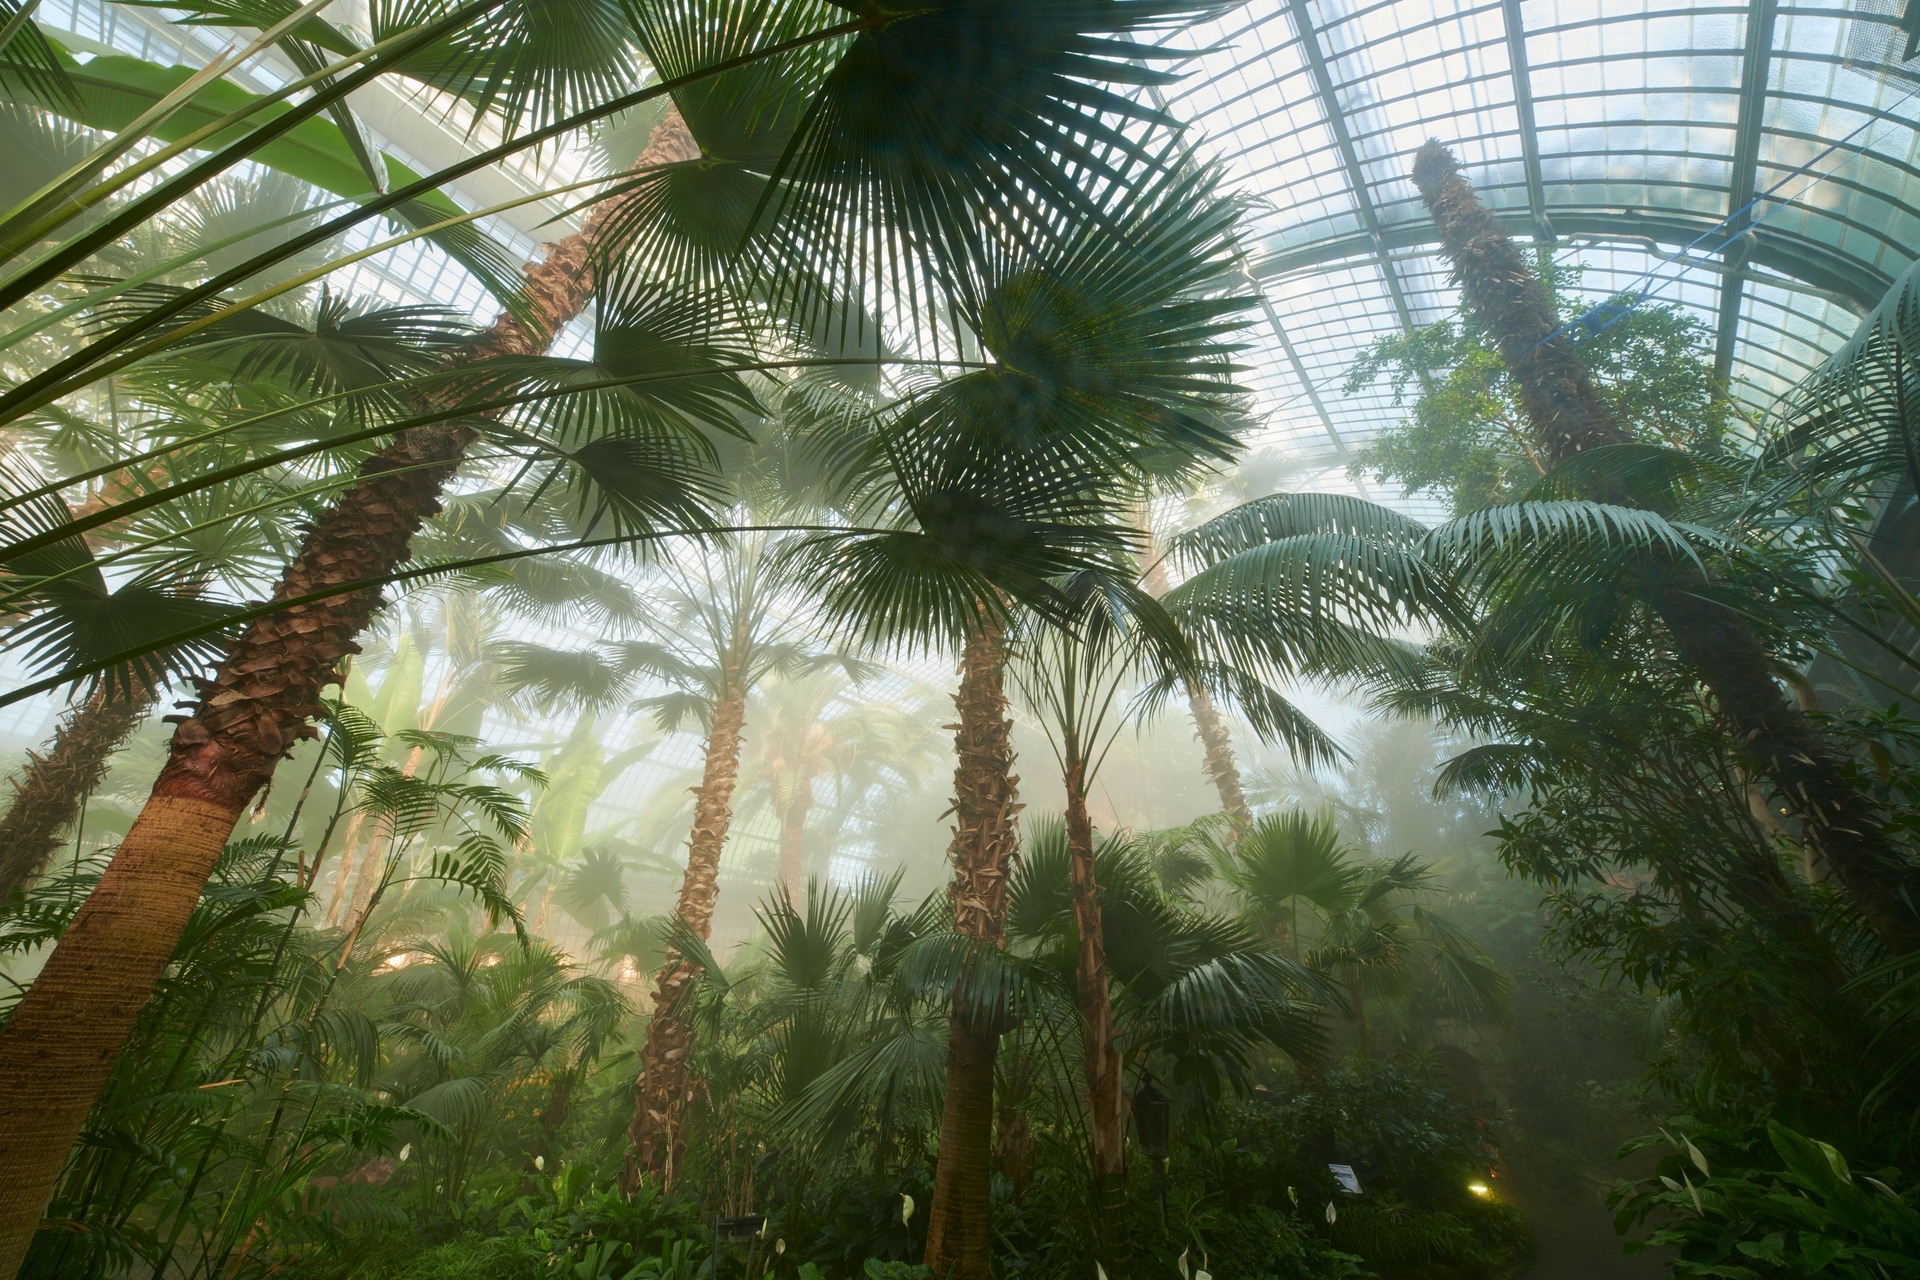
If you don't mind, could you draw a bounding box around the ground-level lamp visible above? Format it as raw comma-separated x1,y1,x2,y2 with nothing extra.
1132,1071,1171,1231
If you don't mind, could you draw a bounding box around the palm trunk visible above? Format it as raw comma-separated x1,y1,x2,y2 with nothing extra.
1187,683,1252,829
1137,523,1252,829
924,619,1019,1280
1412,141,1920,956
1064,755,1129,1280
0,689,146,899
626,671,747,1189
0,113,702,1272
1346,963,1370,1058
777,771,812,902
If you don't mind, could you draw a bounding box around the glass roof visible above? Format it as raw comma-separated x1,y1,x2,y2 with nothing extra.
1161,0,1920,513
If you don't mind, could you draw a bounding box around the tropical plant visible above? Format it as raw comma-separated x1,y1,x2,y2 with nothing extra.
0,695,535,1280
491,530,860,1186
1220,812,1512,1057
1611,1118,1920,1278
375,927,631,1205
1405,140,1920,960
1343,262,1731,515
739,667,941,899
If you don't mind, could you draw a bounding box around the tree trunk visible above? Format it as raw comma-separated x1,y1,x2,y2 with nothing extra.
1064,756,1129,1280
0,112,702,1275
0,689,145,899
1186,683,1252,829
1411,140,1920,956
626,672,747,1189
1137,523,1252,829
924,620,1019,1280
777,771,812,902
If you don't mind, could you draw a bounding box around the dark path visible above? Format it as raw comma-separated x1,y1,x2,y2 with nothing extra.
1507,1179,1668,1280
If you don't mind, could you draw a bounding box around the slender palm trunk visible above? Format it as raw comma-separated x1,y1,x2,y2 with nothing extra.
1345,963,1370,1058
0,114,702,1274
1137,525,1252,828
1064,755,1129,1280
1412,140,1920,956
0,689,145,899
1186,683,1252,828
924,620,1019,1280
626,671,748,1189
777,771,812,902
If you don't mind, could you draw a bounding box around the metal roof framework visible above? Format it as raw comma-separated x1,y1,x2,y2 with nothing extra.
1162,0,1920,511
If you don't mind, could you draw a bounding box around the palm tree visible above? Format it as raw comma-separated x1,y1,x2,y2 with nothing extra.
0,0,1224,1262
797,148,1264,1277
1408,141,1920,956
0,165,504,900
1221,811,1511,1058
378,927,629,1204
740,667,940,899
1136,511,1253,827
488,531,845,1185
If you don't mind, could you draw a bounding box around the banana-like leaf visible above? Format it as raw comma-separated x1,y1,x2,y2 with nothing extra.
1,40,526,306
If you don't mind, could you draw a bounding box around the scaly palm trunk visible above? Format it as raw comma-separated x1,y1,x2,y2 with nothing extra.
0,688,145,899
1412,141,1920,956
924,619,1019,1280
626,670,748,1188
1064,755,1129,1280
1186,682,1252,829
0,114,702,1272
1137,523,1252,829
777,771,812,902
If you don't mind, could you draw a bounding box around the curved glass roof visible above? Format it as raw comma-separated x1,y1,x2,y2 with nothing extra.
1159,0,1920,509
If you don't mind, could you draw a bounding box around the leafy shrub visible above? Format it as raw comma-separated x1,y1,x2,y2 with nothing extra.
1140,1062,1525,1279
1612,1119,1920,1277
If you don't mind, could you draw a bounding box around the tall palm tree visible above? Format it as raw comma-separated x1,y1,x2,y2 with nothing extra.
800,148,1261,1277
1409,142,1920,956
489,532,844,1185
1136,511,1252,826
0,1,1226,1264
0,103,708,1272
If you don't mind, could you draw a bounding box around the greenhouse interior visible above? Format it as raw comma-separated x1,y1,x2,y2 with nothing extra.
2,0,1920,1277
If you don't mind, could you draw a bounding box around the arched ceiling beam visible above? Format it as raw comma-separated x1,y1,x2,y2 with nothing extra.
1716,0,1780,387
1285,0,1422,337
1251,209,1889,314
1500,0,1552,243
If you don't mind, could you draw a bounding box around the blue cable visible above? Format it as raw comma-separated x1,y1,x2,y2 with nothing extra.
1538,82,1920,349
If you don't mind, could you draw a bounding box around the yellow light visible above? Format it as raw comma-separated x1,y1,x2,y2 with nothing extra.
1467,1182,1491,1198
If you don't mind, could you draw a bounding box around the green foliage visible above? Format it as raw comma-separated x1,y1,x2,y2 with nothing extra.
1103,1063,1523,1280
1344,265,1732,514
1611,1119,1920,1278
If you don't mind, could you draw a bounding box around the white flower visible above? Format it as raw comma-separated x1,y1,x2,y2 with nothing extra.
900,1193,916,1225
534,1156,545,1171
1325,1202,1338,1225
398,1145,411,1163
775,1241,786,1256
1177,1249,1189,1280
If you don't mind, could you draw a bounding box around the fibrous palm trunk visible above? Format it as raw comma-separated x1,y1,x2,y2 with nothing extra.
0,113,702,1273
924,619,1020,1280
777,770,812,902
626,671,748,1188
1412,140,1920,957
1138,526,1252,829
1064,755,1129,1280
0,688,145,899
